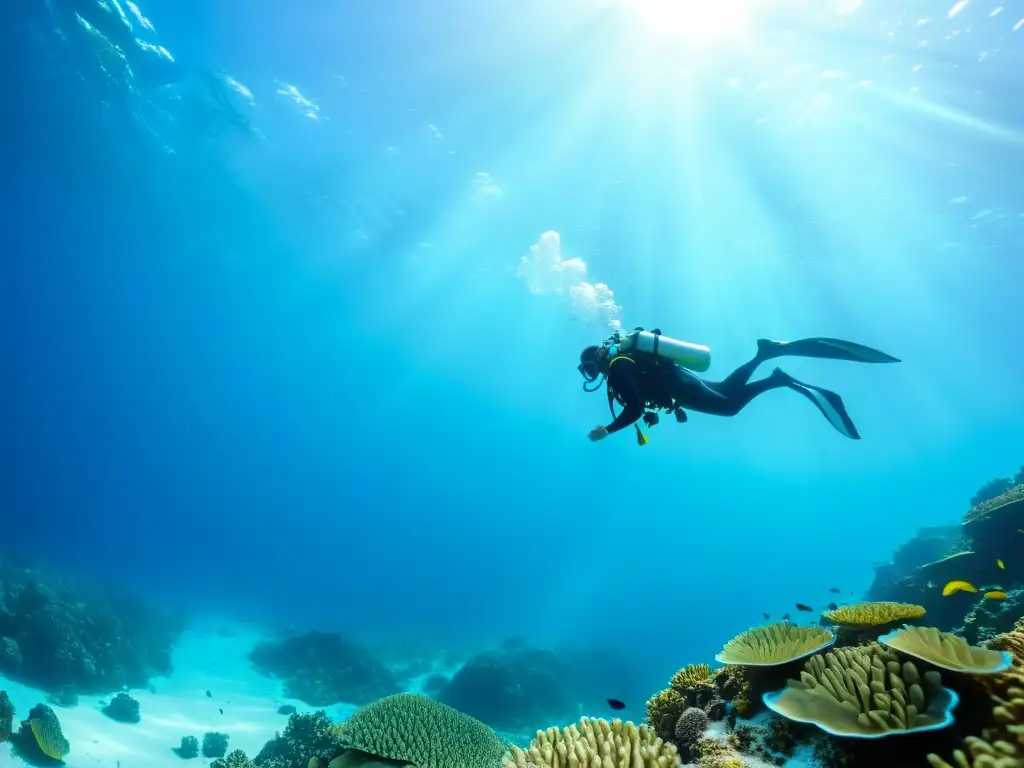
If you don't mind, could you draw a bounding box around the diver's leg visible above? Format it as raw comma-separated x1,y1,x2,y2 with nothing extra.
675,368,789,417
705,340,777,398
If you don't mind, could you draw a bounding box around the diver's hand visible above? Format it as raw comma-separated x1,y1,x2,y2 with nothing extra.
588,426,609,442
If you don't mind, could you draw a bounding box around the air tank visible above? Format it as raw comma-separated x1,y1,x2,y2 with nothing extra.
619,330,712,372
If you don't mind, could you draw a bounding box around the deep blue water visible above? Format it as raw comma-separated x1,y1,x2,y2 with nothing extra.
3,0,1024,706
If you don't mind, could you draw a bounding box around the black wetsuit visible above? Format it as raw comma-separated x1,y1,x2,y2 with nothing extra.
604,353,787,434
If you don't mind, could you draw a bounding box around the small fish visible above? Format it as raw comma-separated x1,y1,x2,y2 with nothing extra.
796,603,813,612
827,602,838,611
762,613,770,620
218,708,224,715
828,587,841,594
205,690,212,698
997,559,1005,569
782,613,791,621
984,590,1008,601
943,580,978,596
607,698,626,710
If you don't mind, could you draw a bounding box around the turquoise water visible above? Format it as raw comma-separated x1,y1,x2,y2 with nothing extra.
2,0,1023,765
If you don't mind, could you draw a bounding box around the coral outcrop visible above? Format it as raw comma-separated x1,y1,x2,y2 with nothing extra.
255,710,339,768
436,647,577,733
249,632,400,707
103,691,141,723
10,703,71,762
0,558,182,694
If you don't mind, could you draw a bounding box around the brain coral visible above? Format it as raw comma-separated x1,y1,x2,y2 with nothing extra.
763,644,958,738
822,602,926,627
503,717,679,768
714,622,834,666
331,693,507,768
645,689,687,742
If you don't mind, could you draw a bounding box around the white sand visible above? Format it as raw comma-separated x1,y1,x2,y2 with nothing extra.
0,624,358,768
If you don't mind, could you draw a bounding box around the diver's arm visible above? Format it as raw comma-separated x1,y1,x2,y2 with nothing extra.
605,362,644,434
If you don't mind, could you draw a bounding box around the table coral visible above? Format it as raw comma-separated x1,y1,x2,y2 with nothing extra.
880,626,1013,674
714,622,834,666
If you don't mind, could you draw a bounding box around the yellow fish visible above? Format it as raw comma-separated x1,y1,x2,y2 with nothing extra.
984,590,1007,601
635,424,648,446
997,559,1005,569
942,579,978,596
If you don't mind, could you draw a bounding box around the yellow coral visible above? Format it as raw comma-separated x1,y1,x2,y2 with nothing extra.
502,717,679,768
645,688,686,741
821,602,925,627
763,644,957,737
880,626,1013,674
670,664,713,691
26,706,69,761
695,737,743,768
987,617,1024,665
714,621,834,666
927,667,1024,767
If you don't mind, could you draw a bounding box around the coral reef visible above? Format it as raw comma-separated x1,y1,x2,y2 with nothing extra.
763,644,957,737
332,693,507,768
102,691,141,723
879,626,1013,673
822,602,927,645
966,483,1024,524
203,731,230,759
959,590,1024,646
671,664,713,690
175,734,200,759
646,688,687,741
436,647,577,732
504,717,678,768
0,558,182,694
249,632,400,707
212,750,257,768
254,710,338,768
714,622,835,666
0,690,12,742
969,479,1017,512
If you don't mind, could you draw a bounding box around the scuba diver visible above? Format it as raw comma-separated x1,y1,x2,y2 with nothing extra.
578,329,900,444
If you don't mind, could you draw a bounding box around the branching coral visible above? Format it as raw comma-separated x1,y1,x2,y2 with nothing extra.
332,693,507,768
926,668,1024,768
927,617,1024,768
966,484,1024,523
763,644,958,738
671,665,713,691
212,749,256,768
256,711,339,768
880,627,1013,674
503,717,679,768
714,622,834,666
694,737,743,768
822,602,926,627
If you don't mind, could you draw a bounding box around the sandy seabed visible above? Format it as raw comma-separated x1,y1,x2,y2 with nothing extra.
0,624,358,768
